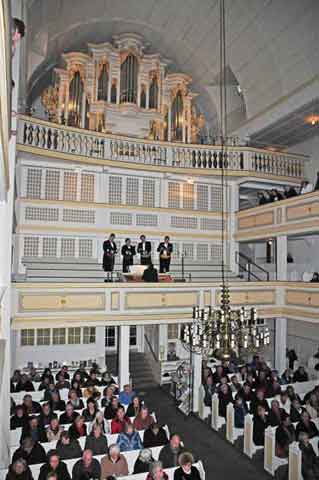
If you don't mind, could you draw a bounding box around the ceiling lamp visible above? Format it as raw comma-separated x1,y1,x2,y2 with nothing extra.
181,0,270,360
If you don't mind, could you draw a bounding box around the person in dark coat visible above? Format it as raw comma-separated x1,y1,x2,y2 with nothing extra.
126,396,142,418
39,403,55,428
12,437,47,465
6,459,33,480
250,389,270,416
290,399,305,423
10,405,28,430
121,238,136,273
59,403,79,425
103,233,117,281
159,434,186,468
296,411,319,439
22,395,41,415
143,423,168,448
218,384,233,418
15,375,35,393
299,432,319,480
268,400,285,427
137,235,152,265
234,397,248,429
68,416,87,440
38,450,71,480
104,396,122,420
202,375,216,407
293,366,309,383
142,263,159,282
84,425,108,456
157,236,173,273
253,406,269,446
20,416,47,444
49,391,66,413
275,415,296,458
133,448,154,474
56,432,82,460
72,450,101,480
173,452,201,480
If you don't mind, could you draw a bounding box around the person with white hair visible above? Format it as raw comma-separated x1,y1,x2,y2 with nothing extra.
100,444,128,479
88,411,110,435
133,448,154,474
146,461,168,480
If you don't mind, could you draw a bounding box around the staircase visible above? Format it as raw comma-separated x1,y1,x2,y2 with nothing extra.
129,352,158,390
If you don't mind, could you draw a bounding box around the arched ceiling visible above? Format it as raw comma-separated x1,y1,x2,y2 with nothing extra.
25,0,319,137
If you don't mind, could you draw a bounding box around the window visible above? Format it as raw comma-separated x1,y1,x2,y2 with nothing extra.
197,243,209,262
68,327,81,345
109,176,122,204
149,76,158,109
197,184,209,211
23,237,39,257
168,324,179,340
79,239,93,257
52,328,66,345
37,328,50,346
142,179,155,207
42,237,57,257
168,182,180,209
130,326,137,346
126,177,139,206
120,54,138,103
83,327,96,344
97,63,108,101
182,243,194,260
26,168,42,199
63,172,77,201
182,183,194,210
61,238,75,257
211,185,223,211
105,327,116,348
45,170,60,200
81,174,95,202
21,329,35,346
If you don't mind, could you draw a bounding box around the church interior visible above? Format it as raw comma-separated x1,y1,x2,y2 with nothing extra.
1,1,319,479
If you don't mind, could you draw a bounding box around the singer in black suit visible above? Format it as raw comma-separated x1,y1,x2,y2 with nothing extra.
137,235,152,265
103,233,117,281
121,238,136,273
157,236,173,273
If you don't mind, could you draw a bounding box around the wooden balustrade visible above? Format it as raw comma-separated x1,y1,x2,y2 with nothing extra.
17,115,306,179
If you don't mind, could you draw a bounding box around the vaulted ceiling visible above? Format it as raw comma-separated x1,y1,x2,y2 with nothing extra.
24,0,319,144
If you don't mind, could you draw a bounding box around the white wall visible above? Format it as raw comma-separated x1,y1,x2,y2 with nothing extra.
288,136,319,183
287,319,319,366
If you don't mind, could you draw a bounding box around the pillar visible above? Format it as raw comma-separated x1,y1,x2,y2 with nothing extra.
118,325,130,389
192,352,202,413
158,324,168,361
275,235,288,372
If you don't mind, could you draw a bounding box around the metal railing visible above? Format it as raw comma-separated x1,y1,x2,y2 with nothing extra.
235,251,270,281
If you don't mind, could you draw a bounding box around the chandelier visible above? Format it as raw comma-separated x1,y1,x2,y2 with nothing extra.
181,0,270,360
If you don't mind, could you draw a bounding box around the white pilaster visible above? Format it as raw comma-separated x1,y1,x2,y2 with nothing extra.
158,324,168,361
277,235,287,281
118,325,130,389
192,352,202,412
275,235,288,373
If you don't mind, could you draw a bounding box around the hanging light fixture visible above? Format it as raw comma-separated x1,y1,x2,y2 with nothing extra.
181,0,270,360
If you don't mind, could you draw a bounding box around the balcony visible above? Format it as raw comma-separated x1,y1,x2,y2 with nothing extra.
235,190,319,241
11,280,319,330
17,115,306,181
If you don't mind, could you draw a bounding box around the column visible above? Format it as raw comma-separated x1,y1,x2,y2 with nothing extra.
275,235,288,372
192,352,202,413
118,325,130,389
158,324,168,361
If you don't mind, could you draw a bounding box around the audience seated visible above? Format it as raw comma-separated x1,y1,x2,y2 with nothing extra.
104,397,122,420
39,403,55,428
296,411,319,439
133,448,154,474
84,424,108,456
119,384,135,405
290,398,305,423
275,414,295,458
59,403,79,425
300,180,313,195
299,432,319,480
250,389,270,416
126,395,142,417
253,406,269,446
100,443,129,478
143,423,168,448
202,375,215,407
111,406,131,434
268,400,285,427
293,366,309,383
174,452,201,480
101,386,114,408
159,434,186,468
146,461,168,480
218,383,233,418
12,437,47,465
116,423,143,452
280,369,294,385
46,417,64,442
5,459,32,480
22,395,41,415
68,390,84,410
38,450,70,480
88,411,110,435
56,431,83,460
49,391,66,412
11,405,28,430
21,416,47,444
305,392,319,419
15,375,35,393
82,398,99,422
68,415,87,440
133,405,154,430
72,449,101,480
234,397,248,429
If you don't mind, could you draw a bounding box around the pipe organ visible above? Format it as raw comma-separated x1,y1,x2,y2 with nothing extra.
41,33,205,142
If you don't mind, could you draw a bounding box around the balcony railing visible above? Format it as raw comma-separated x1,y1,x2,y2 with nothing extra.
17,115,306,179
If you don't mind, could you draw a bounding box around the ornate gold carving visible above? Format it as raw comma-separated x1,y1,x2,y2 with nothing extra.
41,86,59,122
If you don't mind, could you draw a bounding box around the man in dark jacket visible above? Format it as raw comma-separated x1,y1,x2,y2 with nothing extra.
137,235,152,265
39,450,71,480
143,423,168,448
10,405,28,430
20,416,47,444
142,263,158,282
159,434,186,468
12,437,47,465
72,450,101,480
56,432,83,460
59,403,79,425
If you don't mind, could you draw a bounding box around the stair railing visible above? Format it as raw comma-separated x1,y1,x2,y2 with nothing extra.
235,251,270,281
144,334,158,363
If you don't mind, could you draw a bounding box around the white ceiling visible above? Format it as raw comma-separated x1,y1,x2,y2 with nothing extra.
24,0,319,141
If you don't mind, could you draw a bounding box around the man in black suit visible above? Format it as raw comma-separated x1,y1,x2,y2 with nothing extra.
121,238,136,273
137,235,152,265
103,233,117,281
157,236,173,273
142,263,158,282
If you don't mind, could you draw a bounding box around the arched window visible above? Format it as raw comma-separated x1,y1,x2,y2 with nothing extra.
110,81,117,103
149,76,158,109
171,90,183,141
97,63,108,101
68,71,84,127
120,54,138,103
140,86,146,108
